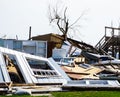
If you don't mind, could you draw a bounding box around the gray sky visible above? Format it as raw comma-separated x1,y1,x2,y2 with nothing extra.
0,0,120,46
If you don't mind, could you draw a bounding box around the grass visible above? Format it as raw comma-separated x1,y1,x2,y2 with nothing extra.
0,91,120,97
51,91,120,97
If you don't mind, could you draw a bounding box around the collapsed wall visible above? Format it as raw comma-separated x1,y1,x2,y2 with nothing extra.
0,47,68,86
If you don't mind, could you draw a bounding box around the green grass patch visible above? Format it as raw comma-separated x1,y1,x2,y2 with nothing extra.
51,91,120,97
0,91,120,97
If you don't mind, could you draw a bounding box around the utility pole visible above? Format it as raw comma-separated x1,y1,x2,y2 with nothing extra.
28,26,31,40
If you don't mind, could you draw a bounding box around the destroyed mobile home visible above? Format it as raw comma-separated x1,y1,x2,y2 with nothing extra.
56,54,120,80
51,51,120,90
57,57,103,80
52,37,120,81
0,46,120,94
80,51,120,80
54,48,120,90
0,46,69,94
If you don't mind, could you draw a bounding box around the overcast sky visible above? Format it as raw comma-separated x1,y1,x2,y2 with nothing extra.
0,0,120,46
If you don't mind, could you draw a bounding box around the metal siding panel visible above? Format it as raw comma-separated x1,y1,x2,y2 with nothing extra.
36,41,47,57
49,78,59,83
37,78,60,84
48,58,70,81
23,46,36,55
0,52,11,82
37,78,46,83
4,40,13,49
13,41,22,51
0,66,4,82
0,46,68,85
0,39,4,47
23,41,36,46
21,55,38,83
15,53,33,83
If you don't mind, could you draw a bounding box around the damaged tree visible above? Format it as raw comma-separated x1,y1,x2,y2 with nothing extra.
48,2,84,42
48,2,98,56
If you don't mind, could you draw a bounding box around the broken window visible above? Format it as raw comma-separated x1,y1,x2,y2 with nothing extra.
3,53,25,83
26,57,59,77
26,58,52,70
